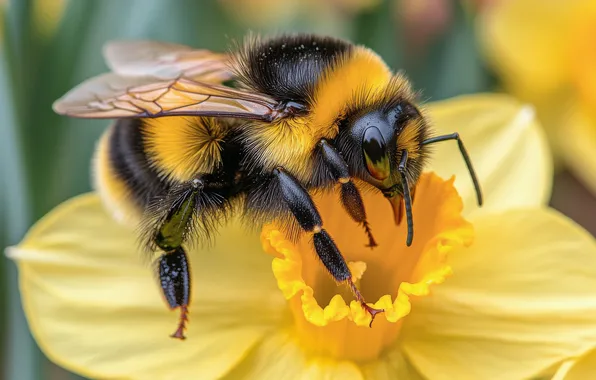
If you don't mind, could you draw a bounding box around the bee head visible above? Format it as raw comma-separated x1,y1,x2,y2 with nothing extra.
336,100,429,197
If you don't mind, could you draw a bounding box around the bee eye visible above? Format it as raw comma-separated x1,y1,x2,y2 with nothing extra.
362,126,390,180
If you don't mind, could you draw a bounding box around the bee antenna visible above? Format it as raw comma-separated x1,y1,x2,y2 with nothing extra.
421,133,483,206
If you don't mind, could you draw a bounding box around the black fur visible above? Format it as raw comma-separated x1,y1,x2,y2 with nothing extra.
159,247,190,308
235,34,351,105
313,229,351,282
109,119,169,208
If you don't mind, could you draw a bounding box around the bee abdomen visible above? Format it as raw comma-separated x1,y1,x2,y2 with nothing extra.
93,119,168,224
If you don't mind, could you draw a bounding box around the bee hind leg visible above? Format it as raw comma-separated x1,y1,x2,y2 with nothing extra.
157,247,190,340
152,179,203,340
273,167,383,326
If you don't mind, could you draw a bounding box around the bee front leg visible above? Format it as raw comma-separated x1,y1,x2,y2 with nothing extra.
273,167,383,325
152,179,203,340
318,140,377,248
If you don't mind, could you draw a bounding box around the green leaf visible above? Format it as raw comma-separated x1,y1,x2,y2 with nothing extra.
352,0,403,69
1,8,43,379
403,2,491,101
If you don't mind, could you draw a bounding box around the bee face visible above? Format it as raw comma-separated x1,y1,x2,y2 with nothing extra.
338,100,427,196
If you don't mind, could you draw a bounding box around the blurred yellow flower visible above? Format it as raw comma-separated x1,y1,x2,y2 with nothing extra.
553,347,596,380
219,0,379,28
0,0,65,47
8,95,596,380
480,0,596,193
32,0,66,38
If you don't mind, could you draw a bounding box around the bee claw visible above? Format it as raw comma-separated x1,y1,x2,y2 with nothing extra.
348,278,385,327
361,302,384,327
170,305,189,340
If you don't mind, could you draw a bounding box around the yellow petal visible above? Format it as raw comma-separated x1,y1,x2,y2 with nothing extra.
479,0,575,97
225,332,427,380
7,194,286,379
427,94,552,216
400,208,596,380
556,105,596,194
554,348,596,380
259,174,473,362
360,348,426,380
223,331,364,380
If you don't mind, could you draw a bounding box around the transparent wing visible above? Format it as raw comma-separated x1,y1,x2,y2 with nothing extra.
53,40,280,120
102,40,233,82
52,73,278,120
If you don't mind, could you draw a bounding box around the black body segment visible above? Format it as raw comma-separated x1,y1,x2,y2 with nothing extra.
272,165,381,325
274,168,322,232
319,140,377,247
312,229,351,282
339,181,366,222
422,133,484,206
158,247,191,340
273,167,352,282
319,139,350,179
340,181,377,248
159,247,191,309
236,34,351,104
108,119,168,208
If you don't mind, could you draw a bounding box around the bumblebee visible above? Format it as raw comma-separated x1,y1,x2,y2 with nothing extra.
53,34,482,339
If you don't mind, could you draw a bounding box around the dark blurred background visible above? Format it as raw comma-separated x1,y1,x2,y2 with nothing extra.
1,0,594,379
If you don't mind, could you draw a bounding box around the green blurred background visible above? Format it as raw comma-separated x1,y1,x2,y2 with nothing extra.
1,0,594,379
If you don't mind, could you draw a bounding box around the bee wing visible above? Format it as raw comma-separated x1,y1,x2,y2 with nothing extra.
102,40,233,82
52,72,278,120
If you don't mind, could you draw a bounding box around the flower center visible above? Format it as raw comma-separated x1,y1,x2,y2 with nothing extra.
261,173,473,362
569,4,596,112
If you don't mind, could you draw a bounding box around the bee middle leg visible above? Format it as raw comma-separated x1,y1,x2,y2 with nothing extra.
273,167,383,325
151,178,203,340
318,140,377,248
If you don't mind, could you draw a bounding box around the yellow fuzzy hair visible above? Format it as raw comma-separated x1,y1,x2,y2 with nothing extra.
142,116,227,182
309,46,392,133
241,117,315,182
397,118,426,159
242,46,404,182
93,125,142,225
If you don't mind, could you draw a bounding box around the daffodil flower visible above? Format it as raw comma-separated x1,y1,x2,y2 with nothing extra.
219,0,379,28
480,0,596,194
8,94,596,380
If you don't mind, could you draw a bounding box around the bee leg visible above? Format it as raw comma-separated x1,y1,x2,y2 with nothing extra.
319,140,377,248
157,247,190,340
274,167,384,325
153,179,203,340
